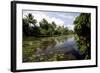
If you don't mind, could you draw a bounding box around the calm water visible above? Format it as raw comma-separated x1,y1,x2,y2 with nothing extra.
23,35,83,62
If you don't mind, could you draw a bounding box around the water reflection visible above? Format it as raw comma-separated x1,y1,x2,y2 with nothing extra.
23,35,82,62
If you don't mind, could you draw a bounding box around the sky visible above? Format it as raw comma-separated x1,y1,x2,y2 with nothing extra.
23,10,80,30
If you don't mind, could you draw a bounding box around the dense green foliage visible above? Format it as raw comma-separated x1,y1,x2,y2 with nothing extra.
22,12,91,62
23,13,72,37
74,13,91,59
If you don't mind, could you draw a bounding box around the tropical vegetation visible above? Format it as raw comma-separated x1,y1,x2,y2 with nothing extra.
22,12,91,62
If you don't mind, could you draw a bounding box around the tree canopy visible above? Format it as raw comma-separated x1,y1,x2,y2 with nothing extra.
23,13,72,37
74,13,91,59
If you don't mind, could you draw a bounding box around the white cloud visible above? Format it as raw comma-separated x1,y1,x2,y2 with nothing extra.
50,17,64,26
23,11,64,27
66,24,75,30
57,14,74,19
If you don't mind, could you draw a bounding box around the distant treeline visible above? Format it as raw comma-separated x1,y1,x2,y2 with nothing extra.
23,13,73,37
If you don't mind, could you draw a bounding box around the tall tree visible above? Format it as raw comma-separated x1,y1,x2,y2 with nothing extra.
23,13,37,36
74,13,91,59
39,18,49,30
